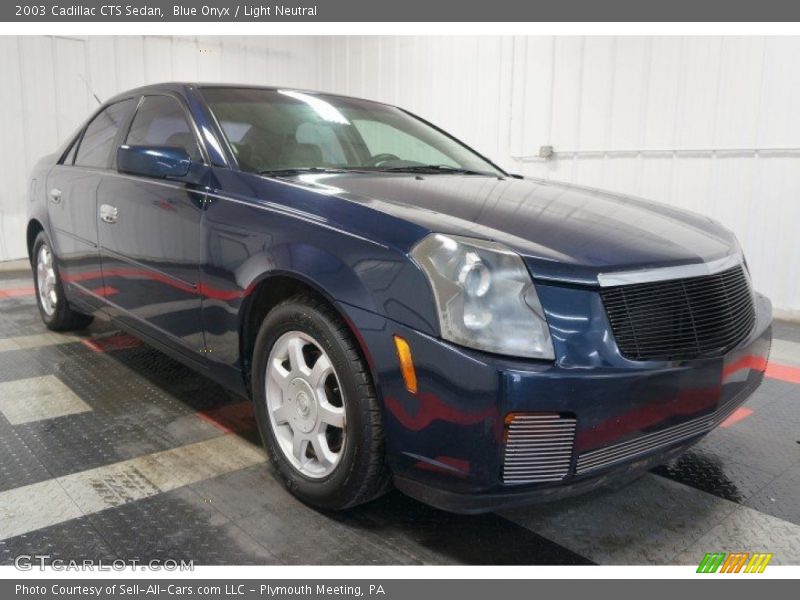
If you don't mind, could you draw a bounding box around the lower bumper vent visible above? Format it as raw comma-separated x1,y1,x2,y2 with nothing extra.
575,381,758,475
503,413,576,485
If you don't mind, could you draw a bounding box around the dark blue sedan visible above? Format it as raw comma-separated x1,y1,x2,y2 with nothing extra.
26,83,772,513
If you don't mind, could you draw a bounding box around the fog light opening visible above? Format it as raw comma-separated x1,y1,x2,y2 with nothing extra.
393,335,418,394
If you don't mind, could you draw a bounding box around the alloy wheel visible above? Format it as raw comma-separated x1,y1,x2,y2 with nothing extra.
36,244,57,316
265,331,347,478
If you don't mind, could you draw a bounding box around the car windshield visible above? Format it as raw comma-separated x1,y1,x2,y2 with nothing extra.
199,87,503,177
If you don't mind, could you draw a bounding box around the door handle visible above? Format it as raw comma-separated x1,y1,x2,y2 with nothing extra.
49,188,62,204
100,204,118,224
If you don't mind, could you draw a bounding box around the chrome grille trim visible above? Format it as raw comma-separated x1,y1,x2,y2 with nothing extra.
597,253,743,287
576,420,712,473
576,380,759,475
503,414,576,484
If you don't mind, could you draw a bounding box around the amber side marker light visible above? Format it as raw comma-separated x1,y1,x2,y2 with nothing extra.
503,413,517,444
393,335,418,394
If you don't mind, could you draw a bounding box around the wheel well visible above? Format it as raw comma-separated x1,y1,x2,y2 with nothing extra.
240,275,365,395
26,219,44,264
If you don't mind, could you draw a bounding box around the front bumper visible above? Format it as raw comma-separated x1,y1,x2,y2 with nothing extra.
338,291,772,514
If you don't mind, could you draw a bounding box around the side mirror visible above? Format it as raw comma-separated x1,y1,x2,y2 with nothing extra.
117,145,192,180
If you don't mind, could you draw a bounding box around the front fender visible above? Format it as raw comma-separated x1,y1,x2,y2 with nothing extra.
199,190,439,374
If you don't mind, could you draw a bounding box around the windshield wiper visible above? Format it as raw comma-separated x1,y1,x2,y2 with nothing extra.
375,165,498,176
258,167,355,177
258,165,500,178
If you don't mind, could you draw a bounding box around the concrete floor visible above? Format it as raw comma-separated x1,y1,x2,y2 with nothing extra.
0,269,799,565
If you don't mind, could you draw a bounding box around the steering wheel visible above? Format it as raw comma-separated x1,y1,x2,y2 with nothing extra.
366,153,402,167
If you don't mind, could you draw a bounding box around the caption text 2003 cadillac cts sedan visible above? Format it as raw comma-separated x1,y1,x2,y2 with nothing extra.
26,83,772,513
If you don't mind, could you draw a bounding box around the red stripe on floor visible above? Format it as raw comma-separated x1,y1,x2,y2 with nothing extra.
0,286,34,298
720,407,754,428
81,334,142,353
720,355,800,385
197,401,256,434
766,361,800,384
723,355,768,381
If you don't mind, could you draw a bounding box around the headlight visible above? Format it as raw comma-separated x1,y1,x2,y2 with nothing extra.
410,233,554,360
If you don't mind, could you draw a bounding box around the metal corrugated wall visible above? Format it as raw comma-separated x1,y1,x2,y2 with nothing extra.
317,36,800,318
1,35,798,316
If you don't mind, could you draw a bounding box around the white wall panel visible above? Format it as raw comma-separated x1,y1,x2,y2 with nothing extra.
114,37,146,91
53,38,91,141
196,37,223,82
144,36,173,83
0,38,27,261
85,37,118,103
18,37,60,171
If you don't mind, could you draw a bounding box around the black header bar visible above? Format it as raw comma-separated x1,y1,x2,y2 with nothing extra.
4,0,800,22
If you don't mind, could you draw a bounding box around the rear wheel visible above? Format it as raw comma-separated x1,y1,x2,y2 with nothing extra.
251,293,390,510
32,232,93,331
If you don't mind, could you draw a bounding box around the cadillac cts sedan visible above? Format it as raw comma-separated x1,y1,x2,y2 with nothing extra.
27,83,772,513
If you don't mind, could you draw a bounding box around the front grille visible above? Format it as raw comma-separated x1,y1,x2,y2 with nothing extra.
601,264,755,361
503,413,576,484
575,377,760,475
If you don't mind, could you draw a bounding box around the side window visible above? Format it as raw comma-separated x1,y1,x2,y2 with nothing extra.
352,120,458,167
74,100,135,169
125,95,202,161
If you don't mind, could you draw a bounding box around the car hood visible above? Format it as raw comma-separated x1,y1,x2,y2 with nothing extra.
285,172,739,286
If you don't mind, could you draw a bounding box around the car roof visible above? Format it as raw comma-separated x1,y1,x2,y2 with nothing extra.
104,82,395,108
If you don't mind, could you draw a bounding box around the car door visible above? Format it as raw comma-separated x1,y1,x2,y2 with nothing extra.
46,99,136,307
97,94,208,353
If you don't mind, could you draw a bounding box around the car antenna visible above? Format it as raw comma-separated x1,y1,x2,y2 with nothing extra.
78,74,103,105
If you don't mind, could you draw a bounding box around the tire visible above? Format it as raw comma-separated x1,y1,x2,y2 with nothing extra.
32,232,94,331
251,293,391,510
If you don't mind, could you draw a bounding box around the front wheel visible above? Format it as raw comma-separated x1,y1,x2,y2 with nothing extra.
32,232,93,331
251,294,390,510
